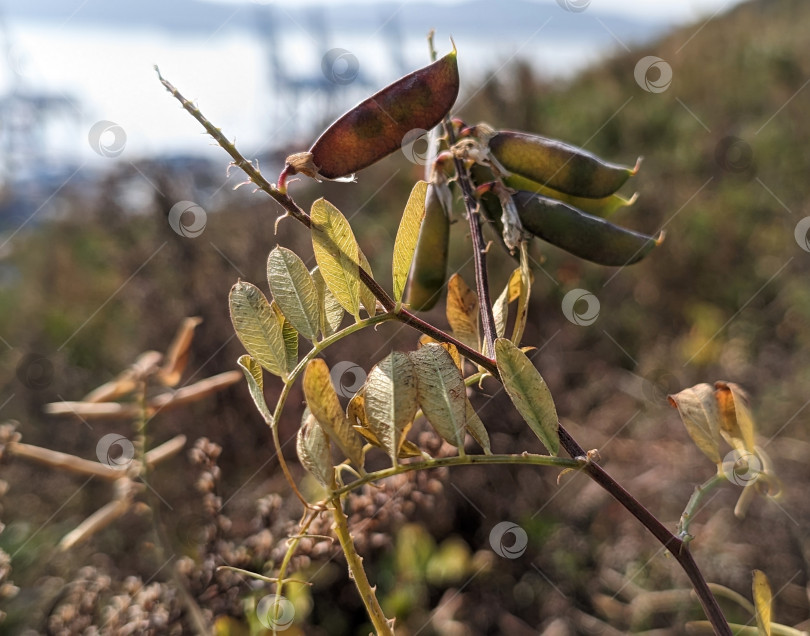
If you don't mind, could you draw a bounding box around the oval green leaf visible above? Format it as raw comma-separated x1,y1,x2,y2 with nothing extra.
364,351,418,466
236,354,273,424
465,400,491,455
393,180,428,302
311,198,362,320
409,343,467,448
229,281,288,379
494,338,559,455
267,247,320,341
404,181,452,311
297,409,334,488
311,265,344,338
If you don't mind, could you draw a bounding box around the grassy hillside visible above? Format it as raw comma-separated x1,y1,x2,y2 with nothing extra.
1,0,809,632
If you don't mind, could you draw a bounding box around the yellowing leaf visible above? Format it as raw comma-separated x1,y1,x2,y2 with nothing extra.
715,381,756,452
667,383,722,464
492,272,514,339
270,301,298,375
364,352,418,466
392,180,429,302
302,358,364,470
752,569,772,636
511,243,533,346
349,392,422,459
358,248,377,319
311,266,344,337
410,343,467,448
229,281,288,379
267,247,320,341
297,409,334,488
446,274,479,353
495,338,559,455
465,399,491,454
418,335,462,373
311,199,362,320
236,354,273,424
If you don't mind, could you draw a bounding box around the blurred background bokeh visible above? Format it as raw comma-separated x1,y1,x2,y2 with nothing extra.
0,0,808,633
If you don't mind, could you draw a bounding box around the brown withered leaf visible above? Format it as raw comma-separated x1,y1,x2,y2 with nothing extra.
446,273,479,353
714,381,756,452
302,359,364,470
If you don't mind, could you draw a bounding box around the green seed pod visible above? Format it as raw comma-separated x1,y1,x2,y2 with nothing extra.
513,191,662,266
403,181,452,310
485,129,640,199
503,173,638,218
281,49,460,187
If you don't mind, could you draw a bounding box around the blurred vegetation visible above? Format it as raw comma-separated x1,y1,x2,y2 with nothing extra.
1,0,809,632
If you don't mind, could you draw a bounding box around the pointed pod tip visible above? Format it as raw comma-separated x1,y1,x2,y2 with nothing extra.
631,156,643,175
449,36,458,56
626,192,639,206
654,230,666,246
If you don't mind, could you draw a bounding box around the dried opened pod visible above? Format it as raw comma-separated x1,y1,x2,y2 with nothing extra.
279,47,460,190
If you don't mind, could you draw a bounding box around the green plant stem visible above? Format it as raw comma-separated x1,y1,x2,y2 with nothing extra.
678,473,725,540
331,453,581,498
274,509,320,608
329,496,394,636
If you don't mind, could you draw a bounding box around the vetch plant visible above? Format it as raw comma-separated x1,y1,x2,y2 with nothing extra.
155,34,793,635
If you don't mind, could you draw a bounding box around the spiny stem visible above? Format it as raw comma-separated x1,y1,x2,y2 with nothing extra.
330,497,394,635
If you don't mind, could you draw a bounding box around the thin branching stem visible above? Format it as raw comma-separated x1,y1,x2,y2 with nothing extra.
330,497,394,635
